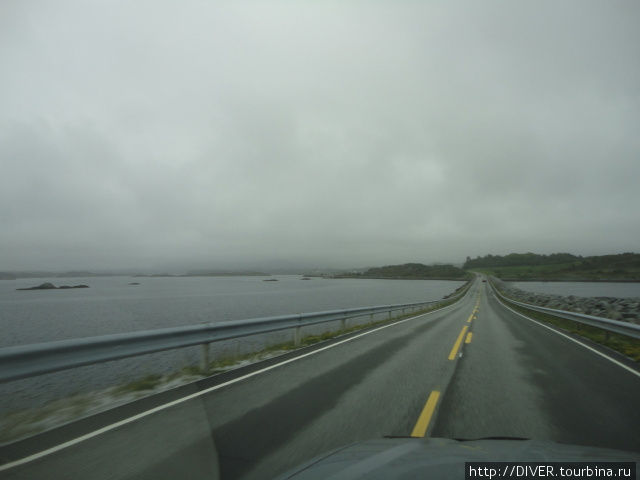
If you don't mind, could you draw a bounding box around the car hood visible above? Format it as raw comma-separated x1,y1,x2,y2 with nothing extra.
277,437,639,480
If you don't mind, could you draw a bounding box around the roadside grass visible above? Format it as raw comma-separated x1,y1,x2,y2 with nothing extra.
112,374,164,394
0,393,100,444
0,282,472,445
502,299,640,362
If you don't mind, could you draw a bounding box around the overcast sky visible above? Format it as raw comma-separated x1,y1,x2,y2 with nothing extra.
1,1,639,271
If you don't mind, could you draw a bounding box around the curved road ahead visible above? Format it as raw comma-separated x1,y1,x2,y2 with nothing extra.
2,280,639,479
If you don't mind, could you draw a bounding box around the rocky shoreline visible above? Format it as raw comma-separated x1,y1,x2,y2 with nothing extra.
492,278,640,324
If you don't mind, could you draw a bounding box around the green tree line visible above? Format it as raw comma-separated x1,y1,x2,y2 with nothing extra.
359,263,469,279
463,253,580,269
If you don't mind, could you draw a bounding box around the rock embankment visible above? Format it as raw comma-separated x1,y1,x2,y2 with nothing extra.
492,278,640,324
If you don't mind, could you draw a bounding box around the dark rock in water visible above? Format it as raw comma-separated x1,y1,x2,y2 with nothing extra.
301,277,311,280
129,282,141,285
263,278,279,282
17,283,89,290
17,282,57,290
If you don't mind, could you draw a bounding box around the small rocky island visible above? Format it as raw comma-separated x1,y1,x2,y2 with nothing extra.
17,282,89,291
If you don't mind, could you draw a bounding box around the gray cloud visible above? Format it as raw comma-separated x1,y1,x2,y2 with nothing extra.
1,1,639,271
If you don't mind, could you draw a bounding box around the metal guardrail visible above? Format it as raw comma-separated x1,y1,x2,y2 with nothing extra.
490,281,640,340
0,285,470,384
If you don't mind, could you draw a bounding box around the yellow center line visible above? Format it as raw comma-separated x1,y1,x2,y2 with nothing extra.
410,390,441,437
467,314,474,323
465,332,473,344
448,325,469,360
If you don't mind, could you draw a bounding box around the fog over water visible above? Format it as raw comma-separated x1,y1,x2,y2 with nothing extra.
2,1,640,272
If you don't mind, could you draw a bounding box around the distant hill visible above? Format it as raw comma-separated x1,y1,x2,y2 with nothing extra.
463,253,579,269
464,252,640,281
335,263,470,280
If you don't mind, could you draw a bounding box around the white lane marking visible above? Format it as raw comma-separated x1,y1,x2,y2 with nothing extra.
496,297,640,379
0,300,465,471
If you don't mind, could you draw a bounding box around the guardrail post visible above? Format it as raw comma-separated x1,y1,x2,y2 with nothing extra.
341,316,347,331
388,310,392,319
293,314,302,346
200,343,210,372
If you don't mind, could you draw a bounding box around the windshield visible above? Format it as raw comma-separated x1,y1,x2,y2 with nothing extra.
1,2,639,479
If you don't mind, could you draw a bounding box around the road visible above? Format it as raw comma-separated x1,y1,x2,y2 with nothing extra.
1,279,639,479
